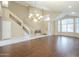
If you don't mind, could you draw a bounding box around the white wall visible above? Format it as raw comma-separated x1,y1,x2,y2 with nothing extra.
8,2,49,35
8,1,61,36
2,21,11,39
11,19,25,38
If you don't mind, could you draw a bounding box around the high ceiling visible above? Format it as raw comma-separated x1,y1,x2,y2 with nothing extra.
15,1,79,17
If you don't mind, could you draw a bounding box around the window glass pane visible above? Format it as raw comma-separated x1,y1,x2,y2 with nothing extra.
62,18,73,24
75,18,79,33
67,24,73,32
66,19,73,24
62,19,67,24
75,23,79,32
62,25,66,32
75,18,79,23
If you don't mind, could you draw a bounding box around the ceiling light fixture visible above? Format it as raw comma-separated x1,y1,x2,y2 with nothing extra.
28,2,50,22
33,19,38,22
68,5,72,8
38,16,43,19
71,12,76,14
29,13,33,18
36,14,40,17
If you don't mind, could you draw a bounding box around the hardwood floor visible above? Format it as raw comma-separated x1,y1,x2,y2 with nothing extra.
0,35,79,57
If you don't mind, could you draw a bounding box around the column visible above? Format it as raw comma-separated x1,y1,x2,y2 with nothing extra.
0,3,3,40
1,1,11,40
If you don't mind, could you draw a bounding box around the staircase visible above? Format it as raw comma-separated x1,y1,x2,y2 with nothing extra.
9,10,31,34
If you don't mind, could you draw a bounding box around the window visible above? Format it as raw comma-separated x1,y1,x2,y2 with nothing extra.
62,24,66,32
58,18,74,32
67,24,73,32
75,18,79,32
61,19,67,32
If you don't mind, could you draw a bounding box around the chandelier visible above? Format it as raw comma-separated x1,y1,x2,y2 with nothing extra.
28,2,50,22
28,11,43,22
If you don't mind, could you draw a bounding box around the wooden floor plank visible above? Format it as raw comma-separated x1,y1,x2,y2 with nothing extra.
0,36,79,57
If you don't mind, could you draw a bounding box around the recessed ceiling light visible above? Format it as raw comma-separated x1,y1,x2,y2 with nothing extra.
71,12,76,14
68,5,72,8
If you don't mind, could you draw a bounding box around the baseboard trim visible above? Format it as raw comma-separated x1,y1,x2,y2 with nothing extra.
54,34,79,39
0,35,53,47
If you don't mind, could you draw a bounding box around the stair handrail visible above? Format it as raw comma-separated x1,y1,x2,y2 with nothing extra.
8,10,31,34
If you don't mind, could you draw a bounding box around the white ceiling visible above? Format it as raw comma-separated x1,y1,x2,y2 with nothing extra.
15,1,79,17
